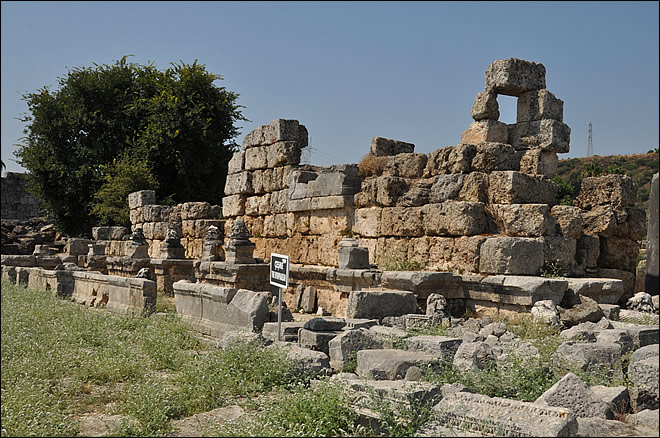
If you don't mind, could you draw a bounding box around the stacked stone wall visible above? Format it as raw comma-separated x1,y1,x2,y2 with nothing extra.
220,59,644,303
1,172,42,221
127,191,223,259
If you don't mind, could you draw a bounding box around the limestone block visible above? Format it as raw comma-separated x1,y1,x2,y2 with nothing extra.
520,148,558,177
329,328,383,364
517,89,564,122
460,120,508,145
405,336,463,361
381,207,424,237
535,372,613,419
181,219,222,239
245,194,270,216
488,171,557,204
422,202,487,236
471,142,522,173
179,202,220,220
129,208,141,226
338,246,370,269
550,205,583,239
354,178,377,208
543,235,577,273
298,329,344,356
383,153,428,179
508,120,571,153
140,205,173,223
128,190,156,210
292,213,310,235
458,172,489,203
353,207,382,238
263,213,292,238
355,349,436,380
453,341,495,371
628,345,659,412
347,290,417,320
451,236,488,275
576,234,600,269
489,203,554,237
224,171,253,196
554,341,622,372
471,89,499,121
397,179,432,207
575,175,637,209
266,141,301,168
429,174,464,203
479,237,545,275
582,205,640,239
310,195,353,211
244,145,269,170
375,176,409,206
269,190,288,214
485,58,546,96
370,136,415,156
222,194,245,217
242,119,307,149
425,144,477,176
460,274,567,307
308,209,351,235
598,237,640,273
66,238,94,256
426,392,576,437
227,150,244,174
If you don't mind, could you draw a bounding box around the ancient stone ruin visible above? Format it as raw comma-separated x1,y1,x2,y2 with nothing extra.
2,58,659,436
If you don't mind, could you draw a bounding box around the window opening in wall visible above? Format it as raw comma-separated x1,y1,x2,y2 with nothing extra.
497,94,517,125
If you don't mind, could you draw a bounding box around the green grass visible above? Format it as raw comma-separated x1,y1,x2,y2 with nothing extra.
0,279,313,437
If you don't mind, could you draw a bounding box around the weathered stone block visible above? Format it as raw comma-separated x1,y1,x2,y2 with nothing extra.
356,349,436,380
598,236,640,273
380,207,424,237
128,190,155,210
369,137,415,156
535,372,613,419
425,144,477,176
222,194,245,217
489,203,554,237
338,246,370,269
397,179,432,207
479,237,545,275
519,148,558,177
429,174,464,203
485,58,546,96
647,173,659,294
422,202,488,236
266,141,301,168
374,176,409,207
550,205,583,239
347,290,417,320
66,238,94,256
517,89,564,122
224,171,253,196
179,202,220,221
488,171,557,204
575,174,637,209
242,119,307,149
405,336,463,361
298,329,344,356
352,207,381,238
471,89,499,121
460,120,508,145
471,142,522,173
460,274,567,306
543,235,577,273
508,119,571,153
244,145,269,170
383,153,428,179
458,172,489,203
227,150,244,174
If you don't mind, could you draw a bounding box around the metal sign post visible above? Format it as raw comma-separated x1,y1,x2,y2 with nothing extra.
269,253,289,342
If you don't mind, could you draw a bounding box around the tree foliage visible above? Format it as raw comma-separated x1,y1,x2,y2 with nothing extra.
90,152,160,227
15,56,245,236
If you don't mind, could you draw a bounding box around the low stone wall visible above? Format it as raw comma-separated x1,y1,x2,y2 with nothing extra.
172,281,270,336
1,265,155,315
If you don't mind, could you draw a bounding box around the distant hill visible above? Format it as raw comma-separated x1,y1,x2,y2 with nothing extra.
555,151,659,212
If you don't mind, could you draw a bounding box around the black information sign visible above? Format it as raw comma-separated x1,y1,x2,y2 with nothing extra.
270,253,289,289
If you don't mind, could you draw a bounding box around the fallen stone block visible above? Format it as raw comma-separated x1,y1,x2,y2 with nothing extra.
268,341,330,377
628,344,659,412
404,336,462,361
554,341,622,372
262,321,306,342
369,136,415,156
535,372,614,419
347,290,417,320
575,417,658,437
461,274,567,307
563,278,625,306
298,328,344,356
356,349,438,380
590,385,630,413
424,391,577,437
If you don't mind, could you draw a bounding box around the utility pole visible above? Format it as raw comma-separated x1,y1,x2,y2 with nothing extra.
587,121,593,157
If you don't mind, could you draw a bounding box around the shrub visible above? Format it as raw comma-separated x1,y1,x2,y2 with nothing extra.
358,153,388,178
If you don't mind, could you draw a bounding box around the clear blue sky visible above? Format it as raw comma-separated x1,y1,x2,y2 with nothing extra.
2,1,658,174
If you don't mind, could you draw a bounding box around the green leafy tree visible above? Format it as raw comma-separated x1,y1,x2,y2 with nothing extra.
15,57,245,236
552,175,575,206
91,153,159,227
